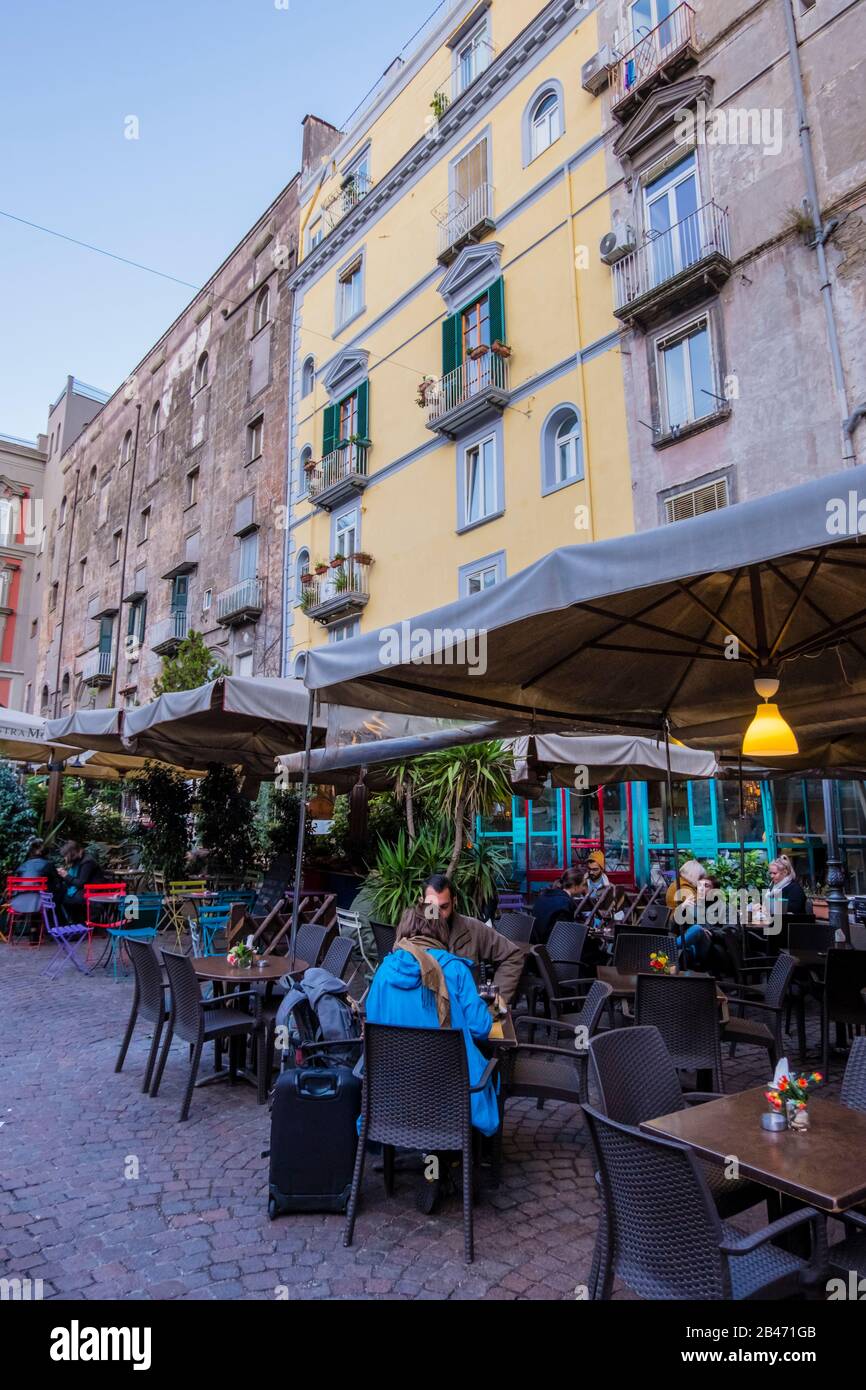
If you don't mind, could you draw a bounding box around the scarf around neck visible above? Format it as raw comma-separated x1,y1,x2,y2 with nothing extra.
396,937,451,1027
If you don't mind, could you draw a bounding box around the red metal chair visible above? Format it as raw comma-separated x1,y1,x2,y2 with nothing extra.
84,883,127,964
2,876,48,946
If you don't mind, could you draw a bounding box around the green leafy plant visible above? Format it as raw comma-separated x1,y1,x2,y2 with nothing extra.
454,837,510,918
414,742,514,878
195,765,258,878
153,630,230,696
0,764,37,873
129,763,194,882
431,90,450,120
699,851,770,893
366,821,455,924
260,785,303,860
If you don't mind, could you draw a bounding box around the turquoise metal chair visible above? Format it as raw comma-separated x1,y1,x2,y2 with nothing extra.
197,904,233,957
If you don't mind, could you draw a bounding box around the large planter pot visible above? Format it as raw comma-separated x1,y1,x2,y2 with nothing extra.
811,897,829,921
468,344,490,361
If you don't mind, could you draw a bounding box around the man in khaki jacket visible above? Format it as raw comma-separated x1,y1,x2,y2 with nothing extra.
423,874,526,1004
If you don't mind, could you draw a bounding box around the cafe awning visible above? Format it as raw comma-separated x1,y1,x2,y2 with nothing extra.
45,707,126,754
304,463,866,746
0,708,73,763
512,733,718,788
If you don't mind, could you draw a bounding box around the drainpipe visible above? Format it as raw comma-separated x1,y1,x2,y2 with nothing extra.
46,464,81,827
281,298,300,678
110,402,142,705
780,0,856,464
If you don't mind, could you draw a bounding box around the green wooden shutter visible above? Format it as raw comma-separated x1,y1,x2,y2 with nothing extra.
487,277,506,345
442,313,461,376
356,379,369,441
322,402,339,456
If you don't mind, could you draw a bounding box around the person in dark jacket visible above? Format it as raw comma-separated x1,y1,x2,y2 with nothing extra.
9,840,64,939
57,840,104,922
531,868,586,945
767,855,808,916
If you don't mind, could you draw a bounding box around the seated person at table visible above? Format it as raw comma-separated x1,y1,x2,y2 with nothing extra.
365,905,499,1138
766,855,808,916
422,873,525,1005
675,873,720,967
532,868,585,944
9,840,65,938
56,840,105,923
665,858,707,913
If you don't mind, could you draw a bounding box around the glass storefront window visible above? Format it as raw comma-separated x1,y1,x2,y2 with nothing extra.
646,781,689,844
718,779,764,844
528,785,560,870
567,787,601,869
479,798,514,836
602,785,631,874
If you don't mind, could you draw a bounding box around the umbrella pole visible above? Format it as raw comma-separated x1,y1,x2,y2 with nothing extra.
663,720,682,966
289,691,316,969
738,752,746,891
822,779,850,944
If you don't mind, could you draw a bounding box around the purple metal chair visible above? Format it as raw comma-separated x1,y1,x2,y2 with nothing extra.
41,893,90,978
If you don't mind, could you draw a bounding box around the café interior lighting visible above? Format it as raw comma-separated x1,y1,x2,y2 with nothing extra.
742,673,799,757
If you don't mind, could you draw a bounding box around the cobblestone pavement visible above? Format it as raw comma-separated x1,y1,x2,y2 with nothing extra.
0,944,836,1301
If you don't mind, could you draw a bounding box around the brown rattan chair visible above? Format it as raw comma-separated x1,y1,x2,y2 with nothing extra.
115,938,169,1094
612,932,678,974
370,920,396,964
822,949,866,1079
841,1035,866,1112
545,919,589,986
320,934,357,982
722,951,798,1072
344,1023,497,1263
150,950,266,1121
494,911,535,946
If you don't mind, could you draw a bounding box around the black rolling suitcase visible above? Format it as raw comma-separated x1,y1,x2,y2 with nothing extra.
267,1060,362,1218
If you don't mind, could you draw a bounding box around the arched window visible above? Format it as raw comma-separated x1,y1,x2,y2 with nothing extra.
531,91,562,159
150,401,160,437
40,685,49,716
295,547,311,600
59,494,68,526
523,81,565,165
541,405,583,495
194,351,209,391
292,651,308,679
88,466,97,498
254,285,270,335
120,429,133,464
299,445,313,495
301,356,316,397
60,673,70,709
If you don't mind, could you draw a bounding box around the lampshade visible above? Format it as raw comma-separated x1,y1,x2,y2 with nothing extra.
742,702,799,757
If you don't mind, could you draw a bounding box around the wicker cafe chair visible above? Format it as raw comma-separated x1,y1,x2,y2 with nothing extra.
344,1023,498,1263
320,934,356,983
583,1103,827,1301
115,938,169,1093
612,932,678,974
150,950,266,1122
522,944,598,1025
505,980,612,1113
841,1035,866,1112
495,911,534,946
370,920,396,964
635,973,724,1093
545,919,589,986
822,949,866,1079
292,921,333,969
722,951,798,1072
635,903,672,933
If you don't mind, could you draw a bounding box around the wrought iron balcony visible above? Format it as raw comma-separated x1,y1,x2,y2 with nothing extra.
81,649,113,687
301,556,372,627
424,351,511,438
435,182,496,265
151,609,188,656
216,576,264,627
308,442,370,511
323,173,374,234
611,201,731,327
611,4,698,119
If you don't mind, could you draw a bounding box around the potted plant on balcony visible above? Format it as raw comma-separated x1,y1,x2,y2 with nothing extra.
300,588,315,612
431,90,450,121
330,553,346,569
351,551,373,567
491,341,512,359
416,377,436,408
468,343,490,361
314,560,329,577
303,456,318,474
334,569,351,594
300,569,313,586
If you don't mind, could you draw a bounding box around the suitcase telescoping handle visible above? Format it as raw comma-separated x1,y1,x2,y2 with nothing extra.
296,1070,341,1099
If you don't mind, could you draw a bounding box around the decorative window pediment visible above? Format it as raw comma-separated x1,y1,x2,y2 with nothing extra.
613,75,714,167
438,242,504,315
322,348,370,403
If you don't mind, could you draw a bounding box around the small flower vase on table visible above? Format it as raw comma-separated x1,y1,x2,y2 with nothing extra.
764,1068,822,1133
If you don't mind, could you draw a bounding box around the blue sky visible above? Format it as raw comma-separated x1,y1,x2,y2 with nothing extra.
0,0,439,442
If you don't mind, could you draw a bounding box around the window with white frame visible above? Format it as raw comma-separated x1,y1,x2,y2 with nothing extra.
194,352,209,392
139,507,150,543
530,90,562,160
186,467,199,507
542,406,583,494
0,498,12,544
461,555,504,597
248,415,264,462
112,529,123,563
464,434,498,526
295,547,310,600
656,318,717,433
337,256,363,327
149,401,160,437
239,531,258,582
309,219,323,251
202,588,212,612
299,445,313,496
301,356,316,397
59,494,68,527
120,429,133,465
455,18,491,96
329,619,360,644
253,285,270,335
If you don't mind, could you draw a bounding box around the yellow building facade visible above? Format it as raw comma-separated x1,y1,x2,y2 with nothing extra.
283,0,633,674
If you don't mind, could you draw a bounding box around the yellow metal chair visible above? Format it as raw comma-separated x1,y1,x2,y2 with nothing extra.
162,879,208,950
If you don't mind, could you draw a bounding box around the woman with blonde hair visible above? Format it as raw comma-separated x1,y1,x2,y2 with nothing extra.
767,854,808,916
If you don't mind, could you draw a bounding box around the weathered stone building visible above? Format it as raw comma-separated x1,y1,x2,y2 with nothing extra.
36,117,340,715
585,0,866,528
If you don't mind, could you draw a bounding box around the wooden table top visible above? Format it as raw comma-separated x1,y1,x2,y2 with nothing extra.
485,1007,517,1050
641,1086,866,1214
192,955,308,984
596,966,638,996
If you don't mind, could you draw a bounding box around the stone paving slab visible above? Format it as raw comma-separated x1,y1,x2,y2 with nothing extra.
0,943,837,1301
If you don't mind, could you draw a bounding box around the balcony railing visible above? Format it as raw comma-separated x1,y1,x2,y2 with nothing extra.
81,649,113,686
301,556,372,626
435,182,495,264
432,39,495,116
151,609,189,654
323,173,374,233
612,201,731,322
216,576,264,626
308,442,370,510
425,352,511,435
611,3,697,114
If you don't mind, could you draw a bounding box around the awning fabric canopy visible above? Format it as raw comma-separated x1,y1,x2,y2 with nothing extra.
278,720,516,787
512,734,718,788
45,708,125,754
122,676,326,778
44,750,207,782
0,708,72,763
304,464,866,746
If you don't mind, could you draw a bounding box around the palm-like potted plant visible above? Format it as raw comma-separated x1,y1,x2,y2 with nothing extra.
414,741,514,880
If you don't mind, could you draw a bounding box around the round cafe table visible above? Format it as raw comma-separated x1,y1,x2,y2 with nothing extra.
191,955,307,985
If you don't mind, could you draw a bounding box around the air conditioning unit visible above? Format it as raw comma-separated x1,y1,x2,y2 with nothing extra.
581,46,614,95
600,224,636,265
